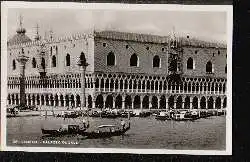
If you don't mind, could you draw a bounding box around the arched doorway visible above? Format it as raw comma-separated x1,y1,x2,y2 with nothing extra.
152,96,158,109
70,95,75,107
142,96,149,109
215,97,221,109
200,97,206,109
88,95,92,108
134,95,141,109
115,95,122,109
208,97,214,109
125,95,132,109
105,95,113,109
160,96,166,109
184,96,190,109
192,97,198,109
176,96,182,109
96,95,104,109
168,96,174,109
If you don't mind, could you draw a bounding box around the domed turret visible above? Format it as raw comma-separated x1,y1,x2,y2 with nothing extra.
8,14,31,45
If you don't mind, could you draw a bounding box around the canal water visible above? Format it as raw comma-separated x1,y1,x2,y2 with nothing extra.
7,116,226,150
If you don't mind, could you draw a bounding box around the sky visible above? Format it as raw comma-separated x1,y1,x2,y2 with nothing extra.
7,8,227,43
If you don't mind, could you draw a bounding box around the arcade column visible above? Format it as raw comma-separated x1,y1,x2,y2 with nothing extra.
17,55,29,107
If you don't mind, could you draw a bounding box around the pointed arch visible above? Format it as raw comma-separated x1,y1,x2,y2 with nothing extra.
142,96,149,109
96,95,104,109
107,51,115,66
168,95,175,109
200,96,206,109
176,96,182,109
115,95,122,109
153,55,160,67
215,97,221,109
187,57,194,69
66,54,70,66
208,97,214,109
130,53,139,67
88,95,92,108
134,95,141,109
206,61,213,73
192,97,198,109
52,55,56,67
160,95,166,109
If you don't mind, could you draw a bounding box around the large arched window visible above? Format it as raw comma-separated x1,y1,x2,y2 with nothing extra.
12,60,16,70
187,57,194,69
130,53,139,67
107,52,115,66
153,55,160,68
41,57,45,69
66,54,70,66
32,58,37,68
206,61,213,73
52,55,56,67
80,52,87,66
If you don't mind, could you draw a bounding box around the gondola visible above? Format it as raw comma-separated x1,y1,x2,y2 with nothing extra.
41,123,89,136
81,123,130,139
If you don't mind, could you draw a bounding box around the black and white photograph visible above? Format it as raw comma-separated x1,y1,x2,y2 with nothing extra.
1,2,232,154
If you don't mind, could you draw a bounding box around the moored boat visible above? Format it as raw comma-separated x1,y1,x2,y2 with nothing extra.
41,123,89,136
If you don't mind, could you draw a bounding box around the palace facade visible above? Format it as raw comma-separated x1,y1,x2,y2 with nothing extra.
7,22,227,110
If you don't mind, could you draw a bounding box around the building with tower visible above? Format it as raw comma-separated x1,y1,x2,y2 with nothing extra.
7,17,227,111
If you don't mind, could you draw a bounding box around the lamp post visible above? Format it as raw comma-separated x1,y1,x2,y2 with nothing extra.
17,51,29,107
78,53,89,110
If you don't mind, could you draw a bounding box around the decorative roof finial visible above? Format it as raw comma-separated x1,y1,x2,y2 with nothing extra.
16,13,26,34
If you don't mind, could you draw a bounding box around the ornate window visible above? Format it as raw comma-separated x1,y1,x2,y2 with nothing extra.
153,55,160,68
66,54,70,66
52,55,56,67
187,57,194,69
130,53,139,67
12,60,16,70
206,61,213,73
107,52,115,66
32,58,37,68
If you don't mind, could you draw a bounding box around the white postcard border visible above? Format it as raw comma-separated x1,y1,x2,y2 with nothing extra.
1,1,233,155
